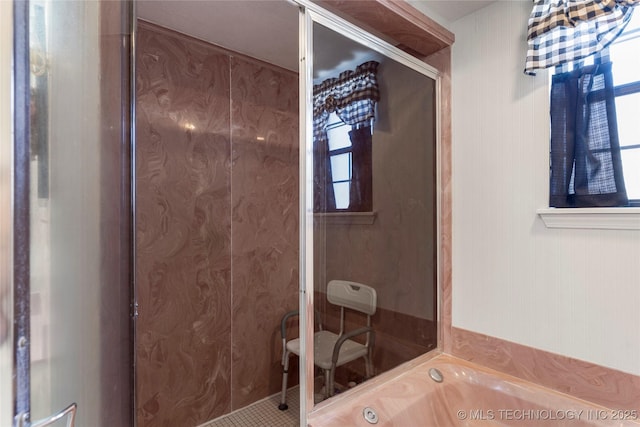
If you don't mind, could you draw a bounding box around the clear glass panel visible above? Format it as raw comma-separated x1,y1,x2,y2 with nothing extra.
610,9,640,87
626,8,640,31
28,0,132,425
615,92,640,147
326,114,352,151
610,36,640,87
0,1,13,423
326,111,344,127
621,148,640,200
332,182,351,209
312,20,437,404
330,153,351,182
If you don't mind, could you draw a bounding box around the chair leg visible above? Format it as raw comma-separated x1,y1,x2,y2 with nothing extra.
328,367,337,397
278,351,291,410
364,355,373,379
324,369,331,398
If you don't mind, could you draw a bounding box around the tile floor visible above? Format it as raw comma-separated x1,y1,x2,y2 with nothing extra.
200,387,300,427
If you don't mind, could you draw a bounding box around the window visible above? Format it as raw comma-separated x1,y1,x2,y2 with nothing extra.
326,112,355,209
322,112,373,212
609,11,640,204
312,61,379,213
550,10,640,206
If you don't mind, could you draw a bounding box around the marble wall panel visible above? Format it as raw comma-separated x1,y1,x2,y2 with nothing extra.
451,327,640,411
422,47,452,354
229,57,299,409
136,22,299,425
136,23,233,427
315,0,454,56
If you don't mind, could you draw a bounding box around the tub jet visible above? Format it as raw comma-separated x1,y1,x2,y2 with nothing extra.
363,407,379,424
429,367,444,383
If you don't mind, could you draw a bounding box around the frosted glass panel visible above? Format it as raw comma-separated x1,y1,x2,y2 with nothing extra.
0,1,13,424
27,0,132,425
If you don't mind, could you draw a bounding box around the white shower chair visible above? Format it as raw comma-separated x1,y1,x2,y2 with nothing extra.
277,279,377,410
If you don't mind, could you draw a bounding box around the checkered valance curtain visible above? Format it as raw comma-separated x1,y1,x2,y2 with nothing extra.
312,61,380,131
525,0,639,74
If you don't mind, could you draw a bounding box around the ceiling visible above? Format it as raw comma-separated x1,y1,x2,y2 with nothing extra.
137,0,300,71
313,23,384,82
409,1,496,24
136,0,496,72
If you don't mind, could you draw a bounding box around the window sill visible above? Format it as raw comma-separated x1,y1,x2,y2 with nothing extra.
313,211,377,225
537,207,640,230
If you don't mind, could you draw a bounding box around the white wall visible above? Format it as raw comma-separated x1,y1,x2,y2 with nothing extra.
451,1,640,376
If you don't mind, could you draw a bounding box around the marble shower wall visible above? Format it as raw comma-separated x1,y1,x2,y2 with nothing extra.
135,22,298,427
229,56,299,410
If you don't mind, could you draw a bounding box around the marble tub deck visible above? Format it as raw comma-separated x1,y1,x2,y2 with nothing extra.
307,353,640,427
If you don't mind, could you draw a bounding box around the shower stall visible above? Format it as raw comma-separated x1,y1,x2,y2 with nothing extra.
134,11,300,425
2,1,444,426
134,2,440,425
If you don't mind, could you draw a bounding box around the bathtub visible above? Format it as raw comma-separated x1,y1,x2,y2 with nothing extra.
307,353,640,426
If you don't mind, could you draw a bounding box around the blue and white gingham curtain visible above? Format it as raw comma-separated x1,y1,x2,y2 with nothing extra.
549,62,629,207
525,0,639,74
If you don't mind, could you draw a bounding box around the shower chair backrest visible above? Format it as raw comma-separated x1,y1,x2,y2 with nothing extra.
327,280,377,316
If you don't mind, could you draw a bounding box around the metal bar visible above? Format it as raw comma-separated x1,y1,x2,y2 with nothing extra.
298,5,314,426
12,0,31,424
128,1,138,425
614,81,640,97
31,403,77,427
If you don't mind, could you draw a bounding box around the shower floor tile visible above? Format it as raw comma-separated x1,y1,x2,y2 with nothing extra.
200,386,300,427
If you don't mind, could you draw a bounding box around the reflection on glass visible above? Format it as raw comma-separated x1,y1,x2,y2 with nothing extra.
326,112,355,210
330,153,351,182
326,113,352,151
312,21,437,405
332,182,351,209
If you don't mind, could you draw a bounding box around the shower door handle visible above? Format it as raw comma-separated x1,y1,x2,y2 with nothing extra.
17,403,78,427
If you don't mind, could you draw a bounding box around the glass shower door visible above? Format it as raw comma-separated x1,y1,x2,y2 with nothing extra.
11,0,133,425
299,2,440,422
